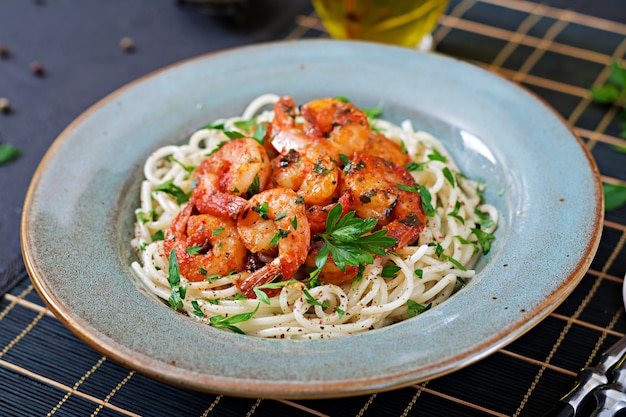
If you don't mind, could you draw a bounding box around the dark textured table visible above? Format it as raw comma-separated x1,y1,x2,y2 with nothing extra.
2,0,626,416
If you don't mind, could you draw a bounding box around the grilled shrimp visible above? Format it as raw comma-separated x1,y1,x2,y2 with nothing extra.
366,132,411,167
300,97,370,160
342,154,427,251
164,202,248,282
193,138,271,218
267,96,371,161
270,149,340,206
236,188,311,298
267,97,316,155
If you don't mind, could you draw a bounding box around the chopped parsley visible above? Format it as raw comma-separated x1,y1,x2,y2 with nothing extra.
448,200,464,224
167,249,186,309
253,279,298,304
303,288,329,308
269,229,290,247
310,204,396,281
427,148,447,162
381,264,402,278
168,156,196,178
151,230,164,241
154,179,189,204
471,228,496,255
186,245,204,255
191,300,204,318
407,299,431,317
396,184,435,217
442,167,455,187
247,174,260,196
209,304,259,334
137,210,157,224
405,161,427,172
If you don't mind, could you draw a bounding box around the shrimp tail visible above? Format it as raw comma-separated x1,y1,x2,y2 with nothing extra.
236,263,283,299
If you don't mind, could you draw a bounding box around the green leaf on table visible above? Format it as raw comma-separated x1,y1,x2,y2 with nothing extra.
591,60,626,104
608,59,626,89
590,84,621,103
0,144,21,165
603,183,626,211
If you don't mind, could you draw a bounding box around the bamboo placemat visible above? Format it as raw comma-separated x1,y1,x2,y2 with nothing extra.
2,0,626,415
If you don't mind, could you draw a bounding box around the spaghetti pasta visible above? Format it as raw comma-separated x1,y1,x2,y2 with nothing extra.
131,94,497,339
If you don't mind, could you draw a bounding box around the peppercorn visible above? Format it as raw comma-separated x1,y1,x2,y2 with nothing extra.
120,37,135,52
0,97,11,113
30,61,45,76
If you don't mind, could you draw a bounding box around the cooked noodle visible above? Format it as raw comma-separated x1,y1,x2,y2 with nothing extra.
131,94,498,339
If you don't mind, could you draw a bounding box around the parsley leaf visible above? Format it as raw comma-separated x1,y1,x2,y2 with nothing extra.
202,120,226,130
407,299,431,317
254,201,269,219
167,249,186,309
247,174,260,196
191,300,204,318
405,161,426,172
168,156,196,178
362,104,383,120
186,245,204,255
442,254,467,271
0,144,21,165
253,279,299,304
427,148,447,162
209,304,259,334
206,140,227,156
471,228,495,255
302,288,329,308
474,208,495,229
448,200,465,224
591,60,626,105
137,209,157,224
381,264,402,278
252,122,267,145
604,183,626,210
310,204,396,280
443,167,455,187
154,179,189,204
590,60,626,157
223,130,245,140
396,184,436,217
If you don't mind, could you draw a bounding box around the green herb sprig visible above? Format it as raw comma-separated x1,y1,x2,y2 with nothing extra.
154,179,190,204
253,279,299,304
407,299,431,317
209,304,259,334
590,60,626,211
310,204,396,281
167,249,187,309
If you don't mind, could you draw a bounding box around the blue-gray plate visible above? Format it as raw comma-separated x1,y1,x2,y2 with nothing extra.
21,40,603,398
